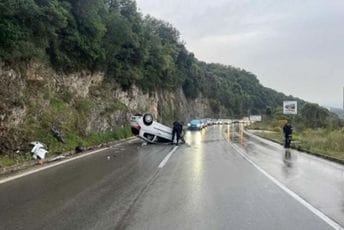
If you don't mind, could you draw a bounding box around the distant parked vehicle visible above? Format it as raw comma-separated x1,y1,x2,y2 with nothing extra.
188,119,203,130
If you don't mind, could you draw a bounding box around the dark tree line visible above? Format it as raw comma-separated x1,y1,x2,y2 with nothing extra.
1,0,303,116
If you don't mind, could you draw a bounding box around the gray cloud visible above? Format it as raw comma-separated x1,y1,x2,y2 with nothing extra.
136,0,344,107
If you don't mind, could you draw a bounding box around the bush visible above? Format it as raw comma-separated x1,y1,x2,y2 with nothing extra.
85,127,132,147
272,126,281,133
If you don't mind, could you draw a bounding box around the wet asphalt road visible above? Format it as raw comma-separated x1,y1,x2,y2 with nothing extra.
0,125,343,230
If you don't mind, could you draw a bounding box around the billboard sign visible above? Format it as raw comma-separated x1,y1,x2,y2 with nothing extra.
283,101,297,114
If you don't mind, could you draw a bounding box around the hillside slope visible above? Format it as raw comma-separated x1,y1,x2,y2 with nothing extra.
0,0,296,112
0,62,216,155
0,0,301,156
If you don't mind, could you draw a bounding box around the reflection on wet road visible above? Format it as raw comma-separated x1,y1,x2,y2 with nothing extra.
0,141,176,230
225,123,244,144
122,126,339,230
0,125,343,229
226,124,344,228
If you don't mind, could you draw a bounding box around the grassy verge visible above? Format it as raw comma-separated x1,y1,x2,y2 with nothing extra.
84,127,132,147
44,126,132,154
0,154,33,168
0,127,133,168
252,128,344,163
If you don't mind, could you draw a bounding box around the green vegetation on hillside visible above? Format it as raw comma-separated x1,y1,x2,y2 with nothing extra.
2,0,342,165
1,0,299,117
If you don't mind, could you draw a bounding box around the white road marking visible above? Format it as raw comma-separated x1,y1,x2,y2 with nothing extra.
158,146,178,168
230,143,344,230
0,148,109,185
0,137,138,185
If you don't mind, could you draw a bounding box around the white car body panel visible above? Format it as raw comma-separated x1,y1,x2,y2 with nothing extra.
130,114,173,143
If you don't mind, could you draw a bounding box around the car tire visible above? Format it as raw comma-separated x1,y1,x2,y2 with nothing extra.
143,113,153,126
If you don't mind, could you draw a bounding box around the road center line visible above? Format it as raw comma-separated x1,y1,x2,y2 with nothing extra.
158,146,178,168
230,143,344,230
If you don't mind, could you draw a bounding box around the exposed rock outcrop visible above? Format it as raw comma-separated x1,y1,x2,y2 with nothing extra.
0,62,218,154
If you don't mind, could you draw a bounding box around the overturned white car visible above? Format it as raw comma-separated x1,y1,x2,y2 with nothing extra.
130,113,175,144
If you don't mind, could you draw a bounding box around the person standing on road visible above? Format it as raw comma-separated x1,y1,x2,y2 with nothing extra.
172,120,182,145
283,120,293,148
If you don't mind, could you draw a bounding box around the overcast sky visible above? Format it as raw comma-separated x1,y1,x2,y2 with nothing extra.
136,0,344,108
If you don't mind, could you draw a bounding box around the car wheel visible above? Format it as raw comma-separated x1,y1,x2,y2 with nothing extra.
143,113,153,126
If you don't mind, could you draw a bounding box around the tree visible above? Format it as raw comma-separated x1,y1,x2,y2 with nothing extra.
1,0,305,119
300,103,331,128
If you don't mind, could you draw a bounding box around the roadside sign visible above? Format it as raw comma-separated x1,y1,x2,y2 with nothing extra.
283,101,297,114
250,115,262,122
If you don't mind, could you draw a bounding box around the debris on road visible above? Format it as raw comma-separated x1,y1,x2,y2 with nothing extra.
30,141,48,161
75,145,85,153
51,126,66,143
47,155,66,162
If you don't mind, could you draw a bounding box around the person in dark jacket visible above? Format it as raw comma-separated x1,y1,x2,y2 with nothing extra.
283,121,293,148
172,120,182,145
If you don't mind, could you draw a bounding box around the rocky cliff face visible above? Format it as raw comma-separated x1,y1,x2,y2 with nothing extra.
0,62,216,154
